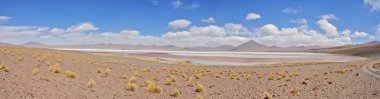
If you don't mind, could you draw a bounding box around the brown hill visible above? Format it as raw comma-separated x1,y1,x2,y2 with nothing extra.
325,43,380,57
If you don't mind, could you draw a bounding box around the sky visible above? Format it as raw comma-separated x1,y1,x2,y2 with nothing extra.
0,0,380,47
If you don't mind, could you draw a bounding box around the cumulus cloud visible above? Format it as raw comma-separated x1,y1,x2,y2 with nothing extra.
0,16,11,22
201,17,216,23
377,23,380,37
168,19,191,29
290,18,308,24
172,0,182,8
224,23,249,35
188,3,200,9
151,0,159,5
283,8,300,14
253,24,351,47
317,14,338,37
351,31,369,38
0,17,369,47
245,13,261,21
66,22,98,33
0,26,49,44
163,25,225,39
364,0,380,11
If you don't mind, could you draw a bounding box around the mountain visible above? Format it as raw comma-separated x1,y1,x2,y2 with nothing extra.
23,42,46,47
0,42,13,46
326,43,380,57
232,40,275,51
312,41,380,57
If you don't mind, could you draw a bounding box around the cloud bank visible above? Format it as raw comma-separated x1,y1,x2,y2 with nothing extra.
0,13,375,47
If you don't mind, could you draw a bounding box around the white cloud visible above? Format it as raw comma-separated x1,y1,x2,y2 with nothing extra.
290,18,308,24
0,16,11,22
66,22,98,33
0,19,370,47
163,25,225,39
283,8,300,14
172,0,182,8
168,19,191,29
245,13,261,21
319,14,337,20
0,26,49,44
254,24,351,47
351,31,369,38
377,23,380,37
224,23,249,35
364,0,380,11
151,0,159,5
201,17,216,23
317,14,338,37
188,3,200,9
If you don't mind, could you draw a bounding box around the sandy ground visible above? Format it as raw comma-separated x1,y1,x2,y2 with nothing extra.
0,46,379,99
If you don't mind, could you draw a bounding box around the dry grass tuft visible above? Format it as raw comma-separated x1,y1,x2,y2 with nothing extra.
50,63,61,73
146,81,162,93
32,68,39,75
289,88,299,95
129,76,137,83
335,69,351,73
170,88,181,97
105,68,111,76
195,82,205,93
64,70,77,78
144,80,153,87
120,73,128,79
187,78,195,87
164,78,173,85
196,95,203,99
0,64,9,72
301,79,308,85
96,67,102,73
263,91,273,99
87,79,96,88
290,72,300,77
126,82,137,91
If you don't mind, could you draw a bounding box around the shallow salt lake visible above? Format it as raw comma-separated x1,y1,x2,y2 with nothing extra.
55,48,365,66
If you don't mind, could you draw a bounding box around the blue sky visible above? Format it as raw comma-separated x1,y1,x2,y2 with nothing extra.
0,0,379,47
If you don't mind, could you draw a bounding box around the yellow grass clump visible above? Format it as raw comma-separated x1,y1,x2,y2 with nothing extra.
0,64,9,72
49,63,61,73
96,67,102,73
129,76,137,83
170,88,181,97
290,72,300,77
64,70,77,78
126,82,137,91
146,81,162,93
335,69,351,73
105,68,111,76
195,82,205,93
17,57,25,61
120,73,128,79
187,78,195,87
169,75,177,82
263,91,273,99
32,68,39,75
164,78,173,85
196,95,203,99
301,79,308,85
87,79,96,88
268,74,274,80
144,80,153,87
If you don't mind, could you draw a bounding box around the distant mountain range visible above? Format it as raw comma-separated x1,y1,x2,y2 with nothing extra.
312,41,380,57
19,40,325,52
3,40,380,57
